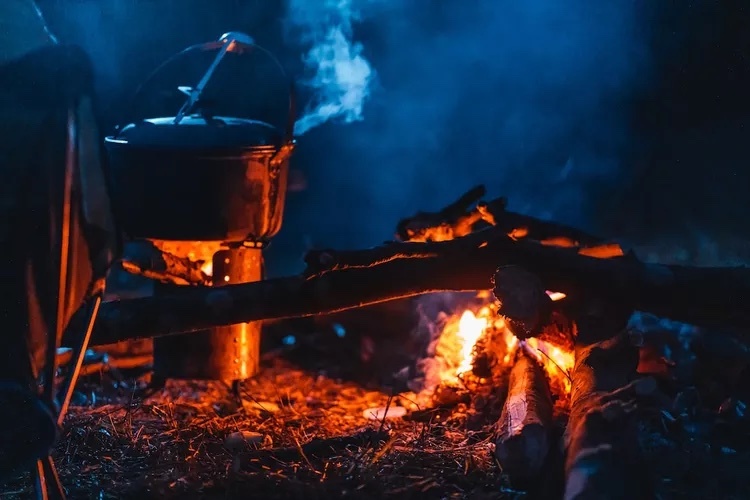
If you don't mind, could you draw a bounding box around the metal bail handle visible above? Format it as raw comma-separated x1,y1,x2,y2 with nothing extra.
116,31,296,144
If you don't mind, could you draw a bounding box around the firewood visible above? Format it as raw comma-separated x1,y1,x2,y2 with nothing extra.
492,266,553,339
119,240,207,286
396,184,605,248
304,228,749,332
71,212,750,346
564,317,657,500
495,351,554,483
395,185,488,242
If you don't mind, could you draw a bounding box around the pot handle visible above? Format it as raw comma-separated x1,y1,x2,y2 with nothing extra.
115,32,296,144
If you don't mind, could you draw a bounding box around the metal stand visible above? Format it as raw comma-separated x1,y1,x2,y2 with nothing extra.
152,247,263,382
33,456,65,500
33,298,98,500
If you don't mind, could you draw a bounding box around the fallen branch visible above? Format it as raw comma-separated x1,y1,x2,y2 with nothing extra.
74,355,152,378
55,349,152,379
304,226,750,330
495,351,554,483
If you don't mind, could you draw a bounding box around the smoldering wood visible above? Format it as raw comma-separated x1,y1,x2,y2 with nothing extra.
396,184,605,247
563,326,656,500
395,185,489,241
494,352,554,483
75,222,750,347
119,240,207,286
305,226,750,331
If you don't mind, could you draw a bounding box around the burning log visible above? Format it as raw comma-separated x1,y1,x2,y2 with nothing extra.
77,207,750,346
564,313,658,500
395,185,489,242
303,226,750,332
495,351,554,483
119,240,207,286
396,184,605,248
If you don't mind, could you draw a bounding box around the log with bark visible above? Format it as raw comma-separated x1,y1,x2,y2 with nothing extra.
494,351,554,483
70,201,750,346
563,305,659,500
303,227,750,331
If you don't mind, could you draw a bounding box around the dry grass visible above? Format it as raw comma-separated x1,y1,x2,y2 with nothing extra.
2,351,750,499
1,359,516,499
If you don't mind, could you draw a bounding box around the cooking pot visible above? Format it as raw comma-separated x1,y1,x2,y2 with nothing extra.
104,32,295,243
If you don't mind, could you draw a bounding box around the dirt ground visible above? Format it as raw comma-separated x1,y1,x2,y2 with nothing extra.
2,358,510,499
3,314,750,499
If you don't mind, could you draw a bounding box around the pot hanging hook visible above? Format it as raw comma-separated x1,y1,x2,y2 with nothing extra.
173,31,255,125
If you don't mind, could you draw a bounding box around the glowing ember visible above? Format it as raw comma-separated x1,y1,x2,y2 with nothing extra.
201,260,213,277
546,290,567,302
150,239,221,280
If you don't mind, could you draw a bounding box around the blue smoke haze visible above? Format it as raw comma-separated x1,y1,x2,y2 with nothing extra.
275,0,654,272
42,1,748,275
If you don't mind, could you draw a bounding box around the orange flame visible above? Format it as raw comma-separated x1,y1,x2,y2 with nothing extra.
455,309,488,376
200,260,213,277
431,291,575,396
433,305,495,386
523,337,575,394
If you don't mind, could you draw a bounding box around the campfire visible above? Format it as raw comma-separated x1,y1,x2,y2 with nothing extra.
7,184,750,499
416,290,574,397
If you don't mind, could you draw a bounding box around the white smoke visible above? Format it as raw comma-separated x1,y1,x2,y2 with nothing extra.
285,0,376,136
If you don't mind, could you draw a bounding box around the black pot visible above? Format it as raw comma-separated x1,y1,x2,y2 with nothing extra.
104,32,296,243
105,114,293,242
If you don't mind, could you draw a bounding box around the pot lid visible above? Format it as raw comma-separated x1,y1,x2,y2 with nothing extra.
108,33,295,151
109,114,283,150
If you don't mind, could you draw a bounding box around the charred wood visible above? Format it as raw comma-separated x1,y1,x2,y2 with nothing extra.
119,240,207,286
631,313,750,389
396,184,605,248
71,213,750,346
495,352,554,483
395,185,489,241
305,226,750,332
492,266,553,339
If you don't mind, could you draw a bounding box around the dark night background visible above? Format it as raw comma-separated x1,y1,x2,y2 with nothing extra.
38,0,750,276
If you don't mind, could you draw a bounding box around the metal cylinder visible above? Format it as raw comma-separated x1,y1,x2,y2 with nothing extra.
152,247,263,382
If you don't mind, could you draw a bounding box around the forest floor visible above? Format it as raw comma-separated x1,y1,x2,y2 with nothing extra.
2,330,750,499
